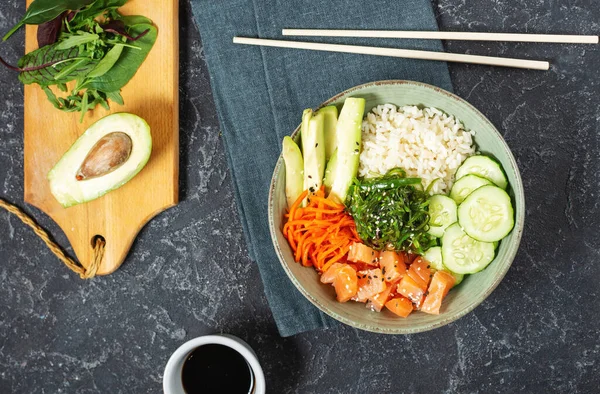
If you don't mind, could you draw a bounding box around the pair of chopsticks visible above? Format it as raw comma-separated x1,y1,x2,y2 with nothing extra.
233,30,599,70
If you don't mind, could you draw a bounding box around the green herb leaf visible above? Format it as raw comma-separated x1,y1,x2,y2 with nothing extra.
17,44,98,86
86,43,124,78
53,58,91,81
3,0,96,41
106,91,124,105
86,23,157,92
71,0,127,24
42,86,62,109
55,32,100,50
117,15,153,26
79,91,90,122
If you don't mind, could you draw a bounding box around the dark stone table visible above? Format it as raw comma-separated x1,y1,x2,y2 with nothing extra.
1,1,598,392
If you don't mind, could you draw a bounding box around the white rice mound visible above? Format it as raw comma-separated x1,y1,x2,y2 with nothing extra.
359,104,477,195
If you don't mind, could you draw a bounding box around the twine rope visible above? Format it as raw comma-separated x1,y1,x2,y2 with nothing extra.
0,198,103,279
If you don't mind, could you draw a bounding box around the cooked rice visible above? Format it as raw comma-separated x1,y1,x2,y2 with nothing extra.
359,104,476,195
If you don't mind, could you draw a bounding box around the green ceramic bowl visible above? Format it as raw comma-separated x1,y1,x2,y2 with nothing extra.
268,80,525,334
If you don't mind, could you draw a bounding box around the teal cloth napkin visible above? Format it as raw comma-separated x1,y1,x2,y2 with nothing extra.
190,0,452,337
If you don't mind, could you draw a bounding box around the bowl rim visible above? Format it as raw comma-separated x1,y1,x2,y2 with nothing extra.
268,79,525,334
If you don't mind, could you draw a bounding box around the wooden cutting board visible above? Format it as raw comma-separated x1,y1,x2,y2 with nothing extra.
23,0,179,276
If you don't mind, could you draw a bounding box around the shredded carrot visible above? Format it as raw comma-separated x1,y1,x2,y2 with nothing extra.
283,187,360,273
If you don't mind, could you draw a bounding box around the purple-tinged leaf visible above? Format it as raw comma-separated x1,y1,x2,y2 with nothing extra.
37,12,65,47
0,56,20,71
102,20,150,42
67,11,78,22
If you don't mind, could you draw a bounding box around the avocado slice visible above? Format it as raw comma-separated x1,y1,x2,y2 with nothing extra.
323,148,338,195
317,105,338,161
282,136,304,209
329,98,365,203
301,110,325,196
48,113,152,208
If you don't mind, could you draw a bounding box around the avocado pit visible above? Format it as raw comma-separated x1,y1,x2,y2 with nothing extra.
76,132,133,181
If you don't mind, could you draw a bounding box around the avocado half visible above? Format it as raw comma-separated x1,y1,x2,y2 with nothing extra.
48,113,152,208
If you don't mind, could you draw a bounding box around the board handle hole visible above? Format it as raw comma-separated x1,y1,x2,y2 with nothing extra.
91,235,106,248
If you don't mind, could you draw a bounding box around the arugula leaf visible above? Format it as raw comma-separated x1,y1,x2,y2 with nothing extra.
53,58,91,80
72,0,127,23
86,44,124,78
3,0,96,41
55,32,100,50
86,23,156,92
117,15,153,26
42,86,63,109
106,91,124,105
79,91,90,122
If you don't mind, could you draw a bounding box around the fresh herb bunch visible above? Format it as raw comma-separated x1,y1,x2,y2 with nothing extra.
346,168,437,254
0,0,157,121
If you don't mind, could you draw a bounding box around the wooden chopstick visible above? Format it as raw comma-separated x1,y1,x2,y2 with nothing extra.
233,37,550,70
282,29,599,44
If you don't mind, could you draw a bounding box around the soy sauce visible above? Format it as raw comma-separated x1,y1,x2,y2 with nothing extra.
181,344,252,394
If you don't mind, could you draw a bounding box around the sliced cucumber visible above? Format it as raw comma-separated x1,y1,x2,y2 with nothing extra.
441,223,495,274
449,174,492,204
424,246,444,270
458,185,515,242
456,155,508,190
423,246,464,285
427,195,458,238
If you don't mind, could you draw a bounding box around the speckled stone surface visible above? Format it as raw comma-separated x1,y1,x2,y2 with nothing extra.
0,0,598,393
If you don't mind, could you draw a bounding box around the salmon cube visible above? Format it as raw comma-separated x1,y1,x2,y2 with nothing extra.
397,275,425,307
407,257,432,291
320,263,345,284
347,242,379,266
354,269,386,302
422,271,456,315
333,265,358,303
379,251,407,283
385,296,414,318
367,278,399,312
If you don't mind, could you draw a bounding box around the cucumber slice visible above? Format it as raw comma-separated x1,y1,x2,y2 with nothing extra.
441,223,495,274
456,155,508,190
427,195,458,238
424,246,444,270
458,185,515,242
423,246,464,285
449,175,492,204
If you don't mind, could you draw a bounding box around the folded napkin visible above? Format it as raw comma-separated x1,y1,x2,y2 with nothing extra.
190,0,453,336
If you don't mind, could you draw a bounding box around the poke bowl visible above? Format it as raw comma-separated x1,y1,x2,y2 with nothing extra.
268,80,525,334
